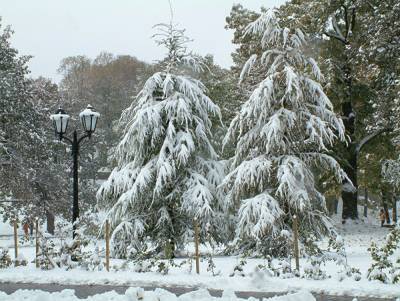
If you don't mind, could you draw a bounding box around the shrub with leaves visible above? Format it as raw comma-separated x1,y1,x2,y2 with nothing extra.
58,220,95,269
56,213,101,270
14,253,28,267
131,259,154,273
77,210,102,238
327,235,361,281
368,227,400,283
303,234,360,281
303,256,328,280
302,233,323,257
54,217,72,247
37,233,58,270
229,257,247,277
206,253,221,276
272,259,294,278
393,257,400,283
0,247,12,268
81,246,104,271
183,256,193,274
118,254,186,275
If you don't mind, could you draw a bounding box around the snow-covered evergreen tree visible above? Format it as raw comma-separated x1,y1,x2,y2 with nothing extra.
221,10,347,255
0,21,37,197
0,20,68,222
97,21,223,258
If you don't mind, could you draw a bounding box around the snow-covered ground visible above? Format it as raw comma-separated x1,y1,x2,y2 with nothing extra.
0,217,399,299
0,288,315,301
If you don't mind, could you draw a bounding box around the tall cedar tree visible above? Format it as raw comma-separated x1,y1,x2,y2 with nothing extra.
97,23,224,258
221,10,347,255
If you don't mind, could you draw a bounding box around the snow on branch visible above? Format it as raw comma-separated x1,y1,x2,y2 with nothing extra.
223,9,346,249
152,22,206,74
238,192,283,239
239,54,257,83
382,155,400,187
97,55,223,255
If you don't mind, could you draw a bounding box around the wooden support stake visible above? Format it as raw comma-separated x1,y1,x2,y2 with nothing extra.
293,215,300,271
35,219,39,268
13,220,18,260
105,219,110,272
194,220,200,274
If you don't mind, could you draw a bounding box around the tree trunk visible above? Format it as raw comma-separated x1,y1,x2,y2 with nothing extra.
381,186,391,224
324,6,359,221
165,202,176,259
46,211,55,235
334,198,338,214
341,60,358,220
383,203,390,225
364,187,368,218
342,141,358,219
392,197,397,224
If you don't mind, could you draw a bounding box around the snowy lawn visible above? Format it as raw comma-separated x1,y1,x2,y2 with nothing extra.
0,220,399,299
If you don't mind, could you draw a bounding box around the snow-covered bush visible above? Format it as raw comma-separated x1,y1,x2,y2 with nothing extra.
220,9,346,256
368,227,400,283
97,22,224,258
18,232,31,246
77,210,102,238
115,254,188,275
57,218,97,270
302,233,323,257
393,257,400,284
13,254,27,267
54,211,102,270
205,253,221,276
182,256,193,274
81,247,104,272
272,259,294,278
156,260,170,275
55,217,72,246
337,266,362,282
229,258,247,277
303,256,328,280
302,234,360,281
37,233,57,270
328,235,361,281
131,259,154,273
0,247,12,268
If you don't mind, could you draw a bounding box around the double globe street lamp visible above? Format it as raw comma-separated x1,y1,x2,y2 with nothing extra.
50,105,100,238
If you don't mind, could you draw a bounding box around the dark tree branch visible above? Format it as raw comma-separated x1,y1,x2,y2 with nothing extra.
61,136,73,145
323,151,355,172
332,17,347,43
350,8,356,32
343,5,349,39
323,31,347,45
356,128,393,154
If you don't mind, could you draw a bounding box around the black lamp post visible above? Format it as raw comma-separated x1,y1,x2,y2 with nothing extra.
50,105,100,238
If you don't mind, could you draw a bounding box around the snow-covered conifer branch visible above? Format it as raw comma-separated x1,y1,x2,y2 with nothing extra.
97,21,224,257
222,9,346,255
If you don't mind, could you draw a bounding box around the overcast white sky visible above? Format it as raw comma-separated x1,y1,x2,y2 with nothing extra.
1,0,285,82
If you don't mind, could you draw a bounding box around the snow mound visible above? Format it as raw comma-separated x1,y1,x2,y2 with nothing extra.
266,291,315,301
0,288,316,301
